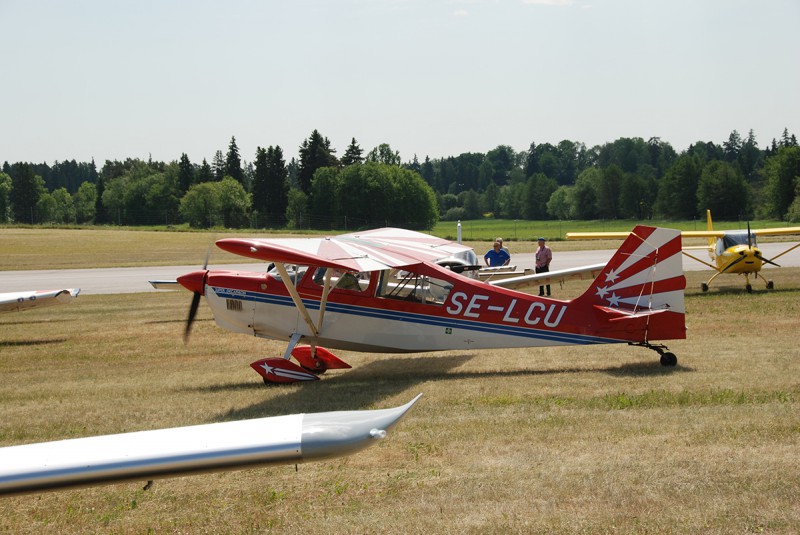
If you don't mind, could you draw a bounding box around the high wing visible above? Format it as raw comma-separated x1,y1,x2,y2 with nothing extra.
488,263,606,290
679,227,800,239
567,227,800,241
0,394,421,496
0,289,80,313
216,227,476,272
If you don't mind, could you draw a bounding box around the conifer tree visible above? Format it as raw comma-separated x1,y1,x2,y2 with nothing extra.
212,150,225,181
265,146,288,227
341,138,364,166
178,153,195,193
198,158,213,183
298,130,338,194
225,136,244,184
252,147,269,216
10,163,45,223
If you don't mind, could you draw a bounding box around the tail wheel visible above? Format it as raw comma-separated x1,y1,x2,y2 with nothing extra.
660,352,677,367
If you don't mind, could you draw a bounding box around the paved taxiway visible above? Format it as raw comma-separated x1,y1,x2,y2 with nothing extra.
2,242,798,296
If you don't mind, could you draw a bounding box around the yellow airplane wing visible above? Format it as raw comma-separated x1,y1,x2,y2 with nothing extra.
751,227,800,237
564,232,632,240
566,230,727,240
567,228,800,240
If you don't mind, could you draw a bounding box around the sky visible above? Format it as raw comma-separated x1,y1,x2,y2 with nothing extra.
2,0,799,167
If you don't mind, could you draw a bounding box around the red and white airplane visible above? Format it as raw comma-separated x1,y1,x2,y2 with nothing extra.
177,226,686,384
0,288,80,313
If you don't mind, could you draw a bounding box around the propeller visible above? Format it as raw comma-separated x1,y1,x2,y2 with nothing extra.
756,253,781,267
746,222,782,267
720,254,747,274
183,246,212,344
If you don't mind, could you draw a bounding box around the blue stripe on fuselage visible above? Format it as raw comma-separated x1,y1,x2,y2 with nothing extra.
210,286,614,346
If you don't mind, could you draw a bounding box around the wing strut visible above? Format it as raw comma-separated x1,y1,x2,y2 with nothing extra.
274,263,319,337
317,268,334,333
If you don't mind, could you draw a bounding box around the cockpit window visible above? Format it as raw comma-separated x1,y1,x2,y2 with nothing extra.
308,267,370,294
720,232,756,253
267,264,307,286
376,268,452,305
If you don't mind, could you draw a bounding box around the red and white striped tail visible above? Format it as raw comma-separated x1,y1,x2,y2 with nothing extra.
574,226,686,343
583,226,685,313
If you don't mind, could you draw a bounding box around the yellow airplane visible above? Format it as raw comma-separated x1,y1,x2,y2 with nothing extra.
566,211,800,293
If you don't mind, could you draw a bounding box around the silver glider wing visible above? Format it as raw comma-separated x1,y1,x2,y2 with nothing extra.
0,394,421,496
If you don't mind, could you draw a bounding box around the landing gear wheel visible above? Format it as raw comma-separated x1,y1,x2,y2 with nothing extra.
766,280,774,290
302,361,328,375
701,283,709,292
746,284,752,293
659,352,677,367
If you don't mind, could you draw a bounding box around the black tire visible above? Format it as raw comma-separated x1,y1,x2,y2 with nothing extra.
701,283,709,292
660,352,677,367
767,280,774,290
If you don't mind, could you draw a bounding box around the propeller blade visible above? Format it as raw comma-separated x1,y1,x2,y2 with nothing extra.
758,255,781,268
184,291,201,343
720,255,746,274
183,244,212,344
747,222,752,248
202,244,211,270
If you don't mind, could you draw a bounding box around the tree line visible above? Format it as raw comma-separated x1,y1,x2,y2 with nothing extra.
2,127,799,230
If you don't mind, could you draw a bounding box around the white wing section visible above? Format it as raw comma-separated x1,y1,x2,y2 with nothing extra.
0,289,80,313
488,264,606,290
216,228,475,272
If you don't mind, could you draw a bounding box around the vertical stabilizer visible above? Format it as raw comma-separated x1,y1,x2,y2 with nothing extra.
579,226,686,318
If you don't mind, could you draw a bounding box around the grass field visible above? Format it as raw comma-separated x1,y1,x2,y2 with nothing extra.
1,231,798,533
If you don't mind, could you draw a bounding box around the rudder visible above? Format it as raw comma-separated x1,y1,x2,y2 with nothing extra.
579,226,686,317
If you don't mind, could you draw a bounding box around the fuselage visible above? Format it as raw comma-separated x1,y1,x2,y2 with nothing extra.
712,232,764,274
189,260,684,354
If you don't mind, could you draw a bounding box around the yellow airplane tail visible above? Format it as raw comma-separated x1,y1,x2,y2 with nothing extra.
705,210,715,250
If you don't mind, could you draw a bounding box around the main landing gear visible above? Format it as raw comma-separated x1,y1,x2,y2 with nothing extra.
701,273,774,294
629,341,678,367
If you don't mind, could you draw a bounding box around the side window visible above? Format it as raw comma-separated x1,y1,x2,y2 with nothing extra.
377,269,452,305
309,267,370,294
268,264,307,286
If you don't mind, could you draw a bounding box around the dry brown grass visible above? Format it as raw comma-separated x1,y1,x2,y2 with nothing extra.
1,259,799,532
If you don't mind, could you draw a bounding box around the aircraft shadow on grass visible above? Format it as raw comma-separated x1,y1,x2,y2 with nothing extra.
182,352,689,422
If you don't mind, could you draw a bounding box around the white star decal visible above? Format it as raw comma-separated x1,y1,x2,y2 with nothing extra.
605,268,620,283
607,293,621,307
595,285,609,299
259,362,276,376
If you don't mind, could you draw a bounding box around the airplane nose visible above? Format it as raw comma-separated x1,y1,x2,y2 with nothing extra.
177,270,207,295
